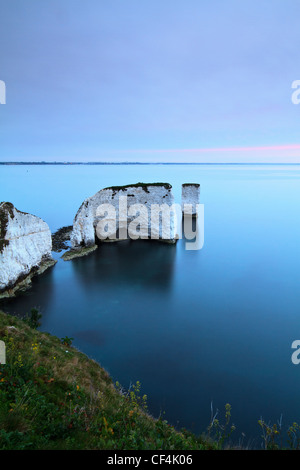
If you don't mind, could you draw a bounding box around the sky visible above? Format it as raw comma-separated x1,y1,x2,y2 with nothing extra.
1,0,300,163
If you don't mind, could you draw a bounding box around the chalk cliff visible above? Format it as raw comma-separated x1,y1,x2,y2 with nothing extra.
0,202,56,298
70,183,178,250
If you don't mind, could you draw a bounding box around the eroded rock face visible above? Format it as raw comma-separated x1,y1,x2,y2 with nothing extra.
181,184,200,216
70,183,177,248
0,202,56,298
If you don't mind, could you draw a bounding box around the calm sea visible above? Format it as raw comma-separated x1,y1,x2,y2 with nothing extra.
1,163,300,446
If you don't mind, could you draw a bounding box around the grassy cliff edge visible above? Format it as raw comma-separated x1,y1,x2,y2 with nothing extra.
0,310,215,450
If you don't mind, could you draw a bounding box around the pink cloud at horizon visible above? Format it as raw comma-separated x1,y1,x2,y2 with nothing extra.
107,144,300,163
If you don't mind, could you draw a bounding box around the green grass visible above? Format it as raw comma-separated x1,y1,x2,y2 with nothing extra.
1,309,299,450
0,310,217,450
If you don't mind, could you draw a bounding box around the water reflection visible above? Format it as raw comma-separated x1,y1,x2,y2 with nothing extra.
70,238,177,292
0,264,56,319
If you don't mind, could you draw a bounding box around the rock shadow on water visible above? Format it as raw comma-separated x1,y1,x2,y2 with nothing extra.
70,238,177,293
0,263,56,321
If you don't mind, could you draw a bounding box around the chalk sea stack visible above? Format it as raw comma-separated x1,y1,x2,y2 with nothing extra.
181,184,200,217
68,183,177,258
0,202,56,298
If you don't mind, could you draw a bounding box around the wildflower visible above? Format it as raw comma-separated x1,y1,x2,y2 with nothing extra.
14,353,23,368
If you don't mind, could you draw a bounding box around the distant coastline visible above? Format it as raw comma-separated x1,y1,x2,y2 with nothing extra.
1,162,300,166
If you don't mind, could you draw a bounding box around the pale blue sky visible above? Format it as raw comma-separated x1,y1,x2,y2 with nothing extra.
1,0,300,162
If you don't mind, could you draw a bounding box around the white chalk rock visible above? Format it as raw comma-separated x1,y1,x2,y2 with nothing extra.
71,183,178,248
181,184,200,216
0,202,55,296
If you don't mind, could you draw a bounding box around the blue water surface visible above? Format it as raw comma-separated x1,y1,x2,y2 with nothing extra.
1,163,300,447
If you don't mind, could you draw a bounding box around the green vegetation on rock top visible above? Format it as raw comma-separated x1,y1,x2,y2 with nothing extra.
103,182,172,192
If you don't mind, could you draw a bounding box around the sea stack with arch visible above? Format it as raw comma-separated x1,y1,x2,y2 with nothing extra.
69,183,178,257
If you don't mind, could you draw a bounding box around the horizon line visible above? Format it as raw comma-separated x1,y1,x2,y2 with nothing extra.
2,161,300,165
